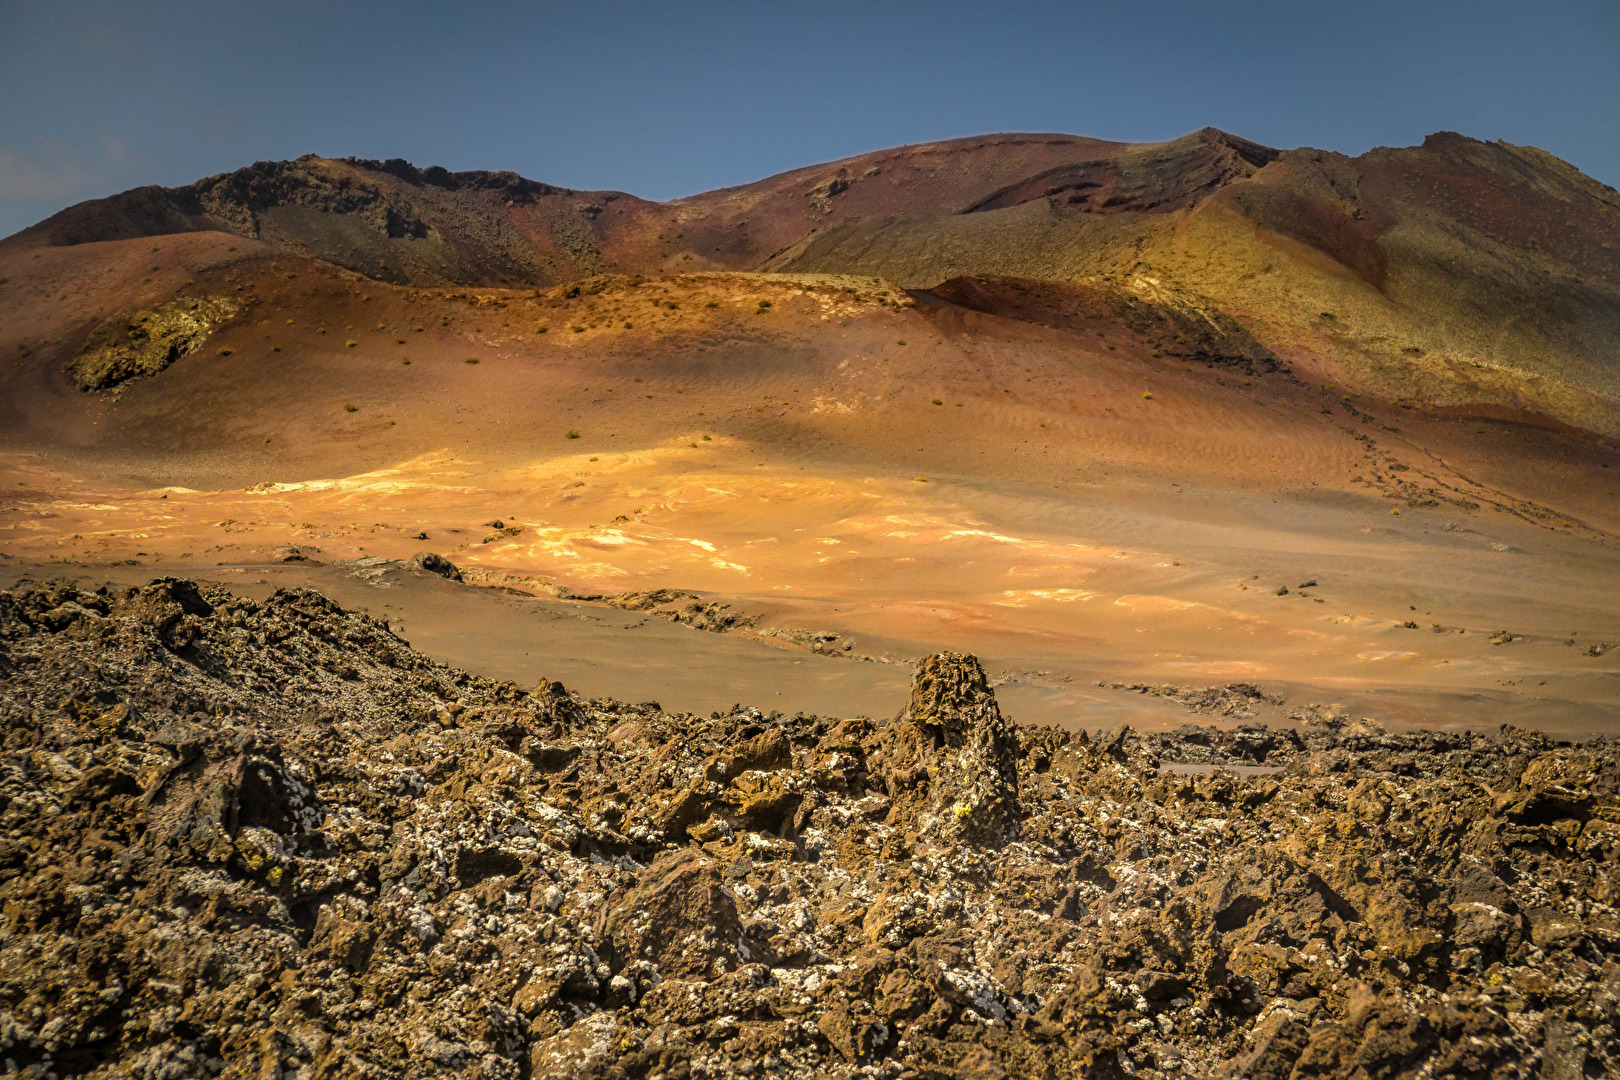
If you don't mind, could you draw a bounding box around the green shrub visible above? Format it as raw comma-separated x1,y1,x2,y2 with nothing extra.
344,403,358,412
465,357,480,365
565,429,581,440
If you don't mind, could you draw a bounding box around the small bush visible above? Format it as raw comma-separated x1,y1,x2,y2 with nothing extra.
706,301,719,308
218,347,233,356
346,340,357,348
401,359,411,365
573,326,585,333
701,434,711,441
932,399,943,405
897,340,906,345
565,429,581,440
317,327,327,334
344,403,358,412
271,346,280,352
1142,392,1153,399
537,326,549,333
395,338,406,344
465,357,480,365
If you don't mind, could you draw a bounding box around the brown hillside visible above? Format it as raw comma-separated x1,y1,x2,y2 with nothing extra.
7,128,1617,433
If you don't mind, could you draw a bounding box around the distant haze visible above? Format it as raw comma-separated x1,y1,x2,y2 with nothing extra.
1,0,1617,239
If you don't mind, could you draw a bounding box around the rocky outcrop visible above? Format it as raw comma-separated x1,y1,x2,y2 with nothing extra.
0,578,1615,1079
406,552,463,581
69,297,239,391
879,652,1022,846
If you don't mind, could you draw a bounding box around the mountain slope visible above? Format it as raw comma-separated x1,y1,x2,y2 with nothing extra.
4,128,1619,433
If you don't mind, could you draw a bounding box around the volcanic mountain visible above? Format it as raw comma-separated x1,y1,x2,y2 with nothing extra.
7,127,1620,433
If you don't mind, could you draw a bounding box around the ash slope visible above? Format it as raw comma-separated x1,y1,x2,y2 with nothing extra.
2,577,1617,1079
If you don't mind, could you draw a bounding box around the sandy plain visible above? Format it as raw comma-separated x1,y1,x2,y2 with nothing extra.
2,234,1617,734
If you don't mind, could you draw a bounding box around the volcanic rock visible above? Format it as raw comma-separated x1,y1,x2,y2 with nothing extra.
407,551,463,581
0,578,1615,1078
70,296,239,391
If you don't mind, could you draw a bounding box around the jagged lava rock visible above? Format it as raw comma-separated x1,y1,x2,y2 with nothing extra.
879,652,1022,846
0,578,1615,1080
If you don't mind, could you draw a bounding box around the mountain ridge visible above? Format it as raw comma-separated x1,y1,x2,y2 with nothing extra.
4,126,1619,435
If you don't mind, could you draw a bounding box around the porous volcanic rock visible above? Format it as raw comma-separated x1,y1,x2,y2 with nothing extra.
0,578,1616,1079
879,652,1022,846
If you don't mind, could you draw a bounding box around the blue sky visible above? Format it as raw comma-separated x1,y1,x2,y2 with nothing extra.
2,0,1617,238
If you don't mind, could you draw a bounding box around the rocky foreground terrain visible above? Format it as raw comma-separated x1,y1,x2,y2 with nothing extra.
0,577,1615,1079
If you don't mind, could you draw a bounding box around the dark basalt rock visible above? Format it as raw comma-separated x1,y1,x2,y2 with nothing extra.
0,577,1615,1079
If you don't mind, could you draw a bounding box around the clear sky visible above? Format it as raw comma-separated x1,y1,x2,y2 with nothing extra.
2,0,1617,239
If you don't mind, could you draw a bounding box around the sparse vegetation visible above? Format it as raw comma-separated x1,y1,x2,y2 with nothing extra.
218,348,232,356
464,357,479,365
932,399,943,405
345,340,357,348
565,429,581,439
344,403,358,412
